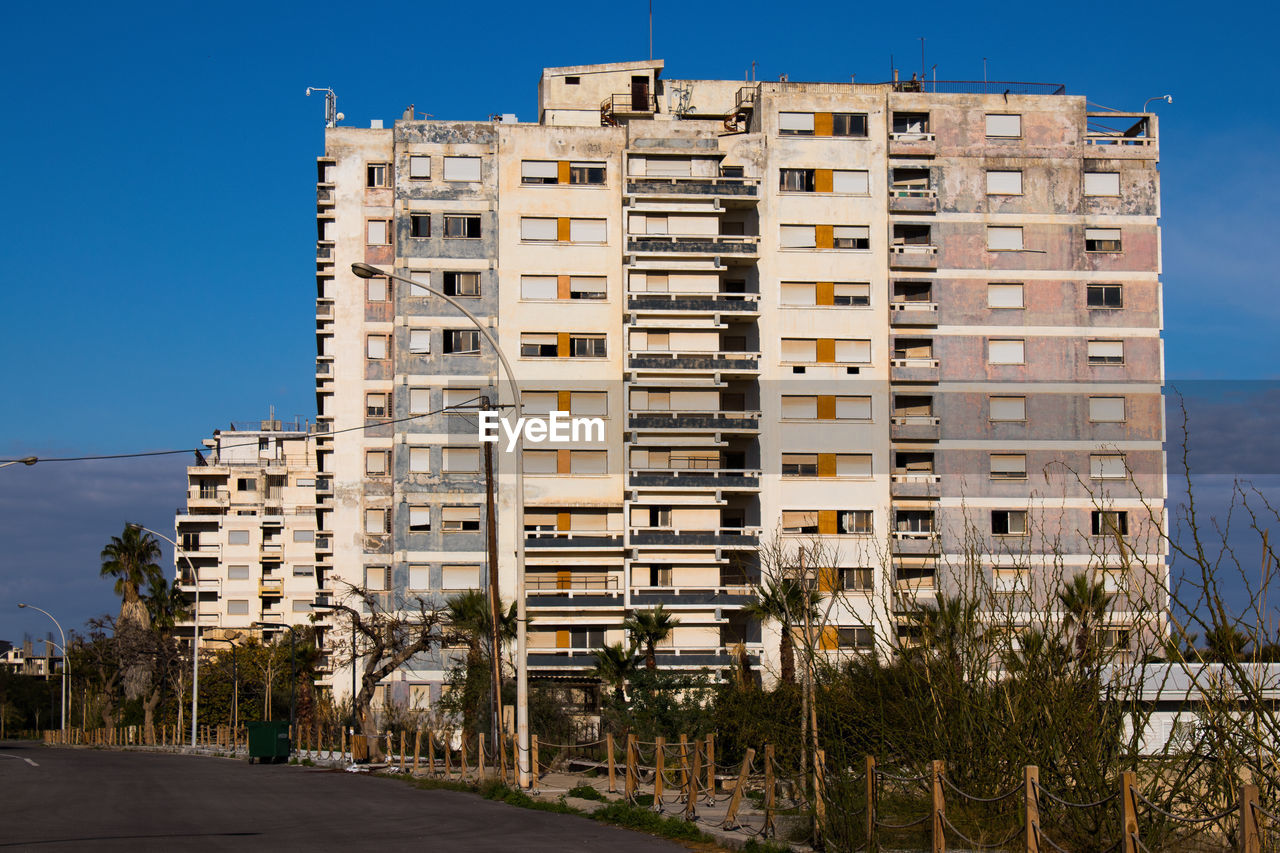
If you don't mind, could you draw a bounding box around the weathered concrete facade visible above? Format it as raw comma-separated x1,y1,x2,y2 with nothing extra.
312,61,1165,702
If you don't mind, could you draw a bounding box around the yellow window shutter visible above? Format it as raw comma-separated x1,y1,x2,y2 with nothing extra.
815,169,833,193
820,625,839,650
556,511,572,531
817,454,837,478
818,566,838,593
557,449,571,474
816,338,836,363
818,510,837,535
816,396,837,420
557,332,571,356
814,113,834,136
816,282,835,306
557,217,571,242
557,390,572,411
557,161,571,184
556,630,570,648
557,275,571,299
815,225,834,249
556,570,572,590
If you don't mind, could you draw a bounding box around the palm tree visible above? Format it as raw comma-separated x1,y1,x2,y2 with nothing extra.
623,606,680,670
445,590,517,668
1058,574,1114,659
742,579,820,685
145,576,191,632
100,524,163,629
1203,624,1249,663
592,642,638,703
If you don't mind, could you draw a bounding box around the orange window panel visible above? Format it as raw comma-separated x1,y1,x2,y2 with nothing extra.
816,396,837,420
557,332,571,357
556,511,572,531
556,630,570,648
557,449,571,473
813,113,834,137
557,161,571,184
815,169,833,193
818,510,838,535
819,625,839,650
557,217,571,242
557,390,572,411
817,454,837,478
816,338,836,363
818,566,839,593
816,282,835,306
556,570,572,590
557,275,571,299
815,225,834,249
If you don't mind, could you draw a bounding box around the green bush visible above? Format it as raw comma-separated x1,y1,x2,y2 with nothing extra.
591,801,708,842
566,783,605,801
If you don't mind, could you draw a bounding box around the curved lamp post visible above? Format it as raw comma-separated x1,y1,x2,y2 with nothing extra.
350,261,530,787
0,457,37,469
129,523,202,748
16,604,66,734
1142,94,1173,112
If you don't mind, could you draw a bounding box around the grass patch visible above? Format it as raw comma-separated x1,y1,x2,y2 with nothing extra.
742,840,792,853
567,784,605,801
592,800,712,843
478,780,580,815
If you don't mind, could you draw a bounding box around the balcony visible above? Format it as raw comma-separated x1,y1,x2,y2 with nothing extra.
890,473,942,498
523,530,624,551
1085,114,1156,157
628,527,761,548
888,188,938,214
624,176,760,201
316,185,334,207
890,416,941,441
315,357,332,378
627,352,759,374
316,300,333,319
889,243,939,270
316,241,334,261
888,131,936,157
627,292,760,314
601,92,658,125
890,357,940,383
892,531,940,555
628,468,760,490
528,646,761,671
187,487,229,504
630,585,756,608
259,578,284,597
627,411,761,433
626,235,759,258
890,300,939,326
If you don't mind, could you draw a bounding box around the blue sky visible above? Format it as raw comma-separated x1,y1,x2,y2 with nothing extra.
2,0,1278,639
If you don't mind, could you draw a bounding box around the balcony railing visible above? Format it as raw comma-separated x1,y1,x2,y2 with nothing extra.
626,235,759,255
889,415,941,441
627,411,761,431
627,292,760,312
627,352,760,372
628,527,761,547
523,530,624,549
625,176,760,198
628,468,760,489
888,188,939,213
890,301,939,325
889,243,939,269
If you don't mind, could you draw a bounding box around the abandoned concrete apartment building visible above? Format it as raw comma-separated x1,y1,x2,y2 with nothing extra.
196,59,1165,712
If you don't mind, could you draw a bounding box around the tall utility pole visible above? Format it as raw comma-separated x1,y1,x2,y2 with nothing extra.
482,396,504,749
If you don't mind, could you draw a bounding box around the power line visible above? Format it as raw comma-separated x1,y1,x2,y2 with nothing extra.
0,397,507,466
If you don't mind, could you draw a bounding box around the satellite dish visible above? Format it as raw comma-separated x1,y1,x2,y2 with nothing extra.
336,112,345,122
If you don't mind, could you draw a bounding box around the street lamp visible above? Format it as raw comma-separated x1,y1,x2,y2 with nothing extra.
1142,94,1173,112
16,604,66,735
129,522,202,748
310,602,358,730
253,622,299,730
0,456,37,469
350,261,531,787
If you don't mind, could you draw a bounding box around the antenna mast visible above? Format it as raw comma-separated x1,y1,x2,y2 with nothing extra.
305,86,339,128
648,1,653,60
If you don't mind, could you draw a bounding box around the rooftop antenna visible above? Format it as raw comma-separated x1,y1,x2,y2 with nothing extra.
920,37,926,81
305,87,342,128
983,57,988,84
648,0,653,61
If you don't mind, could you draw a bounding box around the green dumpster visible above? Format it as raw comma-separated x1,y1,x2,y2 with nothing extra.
247,721,291,764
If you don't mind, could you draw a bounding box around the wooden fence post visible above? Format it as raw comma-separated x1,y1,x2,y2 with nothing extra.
722,748,755,829
684,736,697,820
654,736,665,806
815,749,828,846
607,734,617,793
460,736,469,778
679,734,690,804
765,744,776,838
478,733,487,779
414,730,421,774
399,732,406,772
340,727,346,760
705,734,715,802
931,759,946,853
531,735,539,792
1025,766,1040,853
1241,783,1260,853
444,737,452,778
866,755,877,852
625,734,637,802
1121,770,1138,853
428,733,435,775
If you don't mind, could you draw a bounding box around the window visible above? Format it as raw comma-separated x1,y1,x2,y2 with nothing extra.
364,508,389,534
403,565,430,592
1085,228,1122,252
989,396,1026,421
228,565,250,580
782,454,818,477
444,215,481,239
443,447,480,473
841,510,874,535
986,170,1023,195
569,219,606,243
408,272,430,296
521,160,558,184
781,396,818,419
236,478,256,492
227,600,250,616
443,271,480,297
992,510,1028,536
409,505,431,532
408,155,431,179
442,506,481,532
834,283,871,306
410,214,431,238
988,283,1024,308
293,529,314,543
570,391,608,416
442,156,481,182
1090,454,1127,480
985,114,1022,138
892,112,930,136
778,111,815,135
409,329,431,354
779,225,816,249
833,170,870,194
366,335,388,360
364,566,389,591
365,451,389,476
408,388,431,414
522,218,557,242
1088,340,1125,365
524,450,557,474
293,564,314,577
838,627,875,650
444,330,481,355
521,333,558,357
564,76,580,85
443,388,481,412
840,568,874,591
988,339,1025,365
571,276,607,300
781,511,819,534
1089,396,1126,423
366,219,391,245
408,447,430,473
833,226,870,249
987,226,1024,251
366,163,390,187
838,454,873,477
1092,511,1129,536
832,113,868,137
1085,172,1120,196
569,162,606,185
571,450,607,474
570,335,607,358
520,275,558,299
1087,284,1123,308
990,454,1027,480
366,277,387,302
779,168,815,192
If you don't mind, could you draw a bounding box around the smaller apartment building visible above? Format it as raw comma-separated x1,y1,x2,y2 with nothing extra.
174,419,320,648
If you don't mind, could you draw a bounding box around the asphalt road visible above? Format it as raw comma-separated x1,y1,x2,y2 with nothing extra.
0,741,686,852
